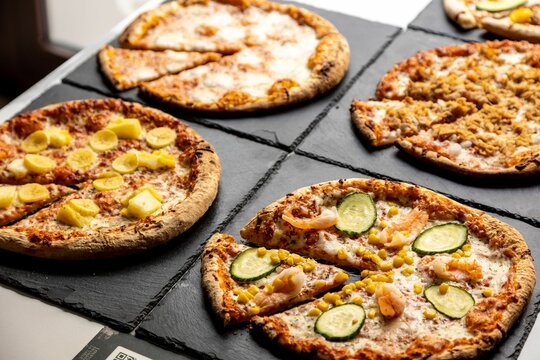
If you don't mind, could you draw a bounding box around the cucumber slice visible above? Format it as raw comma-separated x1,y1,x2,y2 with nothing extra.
424,285,475,319
230,248,280,282
412,223,468,255
476,0,527,12
315,304,365,341
335,192,376,236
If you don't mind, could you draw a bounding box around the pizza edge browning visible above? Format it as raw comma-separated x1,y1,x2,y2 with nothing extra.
0,99,221,260
482,17,540,43
241,179,535,359
201,233,346,326
444,0,478,29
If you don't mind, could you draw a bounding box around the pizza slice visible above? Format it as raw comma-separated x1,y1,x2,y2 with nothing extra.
98,45,221,90
201,233,349,326
0,184,73,227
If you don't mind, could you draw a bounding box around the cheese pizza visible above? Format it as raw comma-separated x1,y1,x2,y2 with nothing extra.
0,98,220,259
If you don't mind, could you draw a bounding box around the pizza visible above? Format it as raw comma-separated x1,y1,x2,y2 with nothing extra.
0,98,220,259
98,45,221,90
201,233,348,326
350,41,540,177
235,178,535,358
99,0,350,112
444,0,540,42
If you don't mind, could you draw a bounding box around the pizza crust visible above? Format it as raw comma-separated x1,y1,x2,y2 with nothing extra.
444,0,478,29
246,178,535,359
0,99,221,259
482,17,540,43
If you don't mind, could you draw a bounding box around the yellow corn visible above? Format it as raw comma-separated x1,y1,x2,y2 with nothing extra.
462,244,471,251
248,306,261,315
335,300,344,306
452,252,462,259
401,267,414,277
355,280,365,289
237,293,250,304
456,249,464,256
303,260,316,272
414,283,423,295
317,301,329,312
244,291,254,300
404,255,414,265
265,284,275,294
424,309,437,320
292,254,304,265
352,296,363,305
388,207,398,216
400,230,409,237
314,280,326,288
233,288,242,295
248,285,259,295
397,249,407,258
393,256,404,268
371,274,390,283
368,233,380,245
335,272,349,283
337,248,348,260
361,269,370,278
257,247,267,256
286,256,295,266
366,283,377,295
378,249,388,259
380,262,393,272
273,278,285,291
367,309,377,319
379,220,388,229
510,7,533,23
278,249,289,260
439,283,449,295
308,308,322,317
356,246,367,256
369,228,378,235
270,254,281,264
483,288,494,297
463,251,472,257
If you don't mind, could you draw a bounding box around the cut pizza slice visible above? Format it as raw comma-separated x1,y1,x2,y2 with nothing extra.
481,4,540,43
0,183,74,227
201,233,349,326
98,45,221,90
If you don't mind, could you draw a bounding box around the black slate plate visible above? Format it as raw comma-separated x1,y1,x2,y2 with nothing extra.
409,0,503,42
136,153,540,360
63,2,400,147
0,84,285,331
298,29,540,228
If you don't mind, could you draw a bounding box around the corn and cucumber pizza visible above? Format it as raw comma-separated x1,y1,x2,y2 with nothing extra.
444,0,540,42
207,179,535,358
0,98,220,259
99,0,350,112
351,41,540,177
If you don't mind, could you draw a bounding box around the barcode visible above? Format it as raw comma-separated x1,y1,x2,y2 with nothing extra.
113,352,136,360
105,346,152,360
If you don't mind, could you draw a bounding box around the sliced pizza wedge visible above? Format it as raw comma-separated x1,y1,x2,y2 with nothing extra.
0,184,73,227
201,233,348,326
98,45,221,90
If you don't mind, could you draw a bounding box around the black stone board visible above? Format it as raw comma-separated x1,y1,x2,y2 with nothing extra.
0,84,285,331
409,0,503,42
63,2,400,147
137,153,540,360
298,29,540,227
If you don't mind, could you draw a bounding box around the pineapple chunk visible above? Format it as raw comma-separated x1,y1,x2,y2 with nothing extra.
125,189,162,219
112,153,139,174
89,129,118,152
154,150,176,168
69,199,100,216
57,204,91,228
66,148,98,171
106,117,142,139
93,172,124,191
23,154,56,174
7,159,28,178
0,186,16,208
46,127,71,147
18,183,50,203
21,130,49,153
121,185,163,206
146,127,176,149
137,151,160,170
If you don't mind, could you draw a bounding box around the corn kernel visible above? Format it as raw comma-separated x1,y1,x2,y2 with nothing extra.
335,299,344,306
293,254,304,265
257,247,267,256
368,233,380,245
363,278,373,286
379,221,388,229
452,252,462,259
369,228,378,235
244,291,254,300
355,280,365,289
367,309,377,319
378,249,388,259
323,293,334,303
317,301,329,312
308,308,322,317
248,285,259,295
424,309,437,320
393,256,404,268
438,283,449,295
265,284,274,294
510,7,533,23
401,267,414,277
273,278,285,291
337,248,348,260
462,244,471,251
463,251,472,257
343,287,353,295
286,256,295,266
356,246,367,256
456,249,464,256
404,255,414,265
303,260,316,272
237,293,250,304
397,249,408,258
366,283,377,295
361,269,370,278
380,262,393,272
314,280,326,288
335,272,349,283
233,288,242,295
352,296,363,305
270,254,281,264
248,306,261,315
414,283,423,294
483,288,494,297
388,207,399,216
400,230,410,237
370,254,382,266
371,274,389,283
278,249,290,260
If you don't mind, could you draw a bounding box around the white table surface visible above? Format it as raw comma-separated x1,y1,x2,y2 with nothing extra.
1,1,539,359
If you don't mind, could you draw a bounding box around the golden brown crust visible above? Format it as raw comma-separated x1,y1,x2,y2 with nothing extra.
247,179,535,359
0,99,221,259
482,17,540,43
201,233,347,326
444,0,478,29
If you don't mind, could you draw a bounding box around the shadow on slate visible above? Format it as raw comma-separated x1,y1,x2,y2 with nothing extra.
63,2,400,147
298,29,540,227
136,153,540,360
408,0,503,42
0,83,285,331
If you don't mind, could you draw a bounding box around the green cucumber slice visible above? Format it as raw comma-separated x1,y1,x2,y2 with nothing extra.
476,0,527,12
412,223,468,255
230,248,279,282
315,304,365,341
424,285,475,319
335,192,376,236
